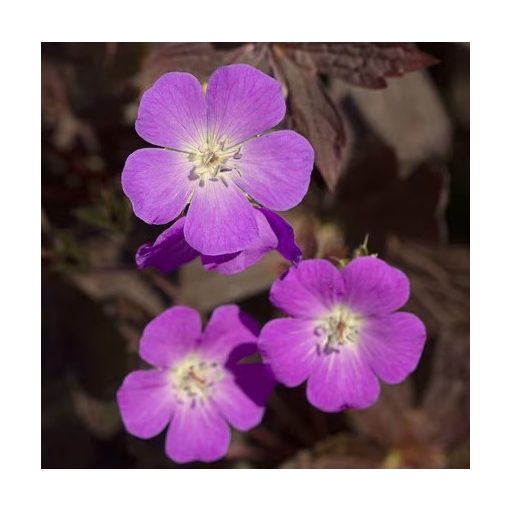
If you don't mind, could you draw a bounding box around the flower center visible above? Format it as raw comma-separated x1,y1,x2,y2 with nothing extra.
170,354,224,406
189,138,243,185
314,306,362,354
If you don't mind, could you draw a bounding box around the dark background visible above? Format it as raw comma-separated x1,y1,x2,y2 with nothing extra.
42,42,469,468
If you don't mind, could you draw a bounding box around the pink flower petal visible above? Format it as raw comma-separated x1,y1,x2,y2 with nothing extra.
135,217,199,273
258,318,318,387
139,306,202,368
359,312,427,384
214,364,274,431
259,208,302,264
122,148,195,225
165,403,230,463
184,179,258,255
199,305,259,364
206,64,285,146
270,259,345,319
233,130,314,210
339,256,410,315
306,349,380,412
200,207,279,275
116,369,175,439
135,72,206,150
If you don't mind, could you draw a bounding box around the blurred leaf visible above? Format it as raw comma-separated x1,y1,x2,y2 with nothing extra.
179,252,283,313
347,384,448,468
108,192,133,234
292,209,348,261
53,230,90,271
55,230,166,319
294,212,320,259
136,43,250,90
70,269,165,319
285,43,438,89
334,103,450,249
74,206,117,234
386,238,470,451
71,383,121,439
42,58,99,152
330,70,452,172
49,275,129,399
74,190,132,235
272,51,346,191
281,433,384,468
347,381,414,447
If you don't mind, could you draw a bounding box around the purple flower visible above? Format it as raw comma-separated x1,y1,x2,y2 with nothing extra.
259,257,427,413
122,64,314,256
117,305,274,463
136,207,301,275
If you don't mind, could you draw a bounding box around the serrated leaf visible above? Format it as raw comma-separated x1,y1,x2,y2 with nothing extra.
285,43,438,89
272,53,346,192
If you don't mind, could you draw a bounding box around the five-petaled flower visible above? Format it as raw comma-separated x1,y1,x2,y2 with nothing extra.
259,257,427,413
122,64,314,257
117,305,274,463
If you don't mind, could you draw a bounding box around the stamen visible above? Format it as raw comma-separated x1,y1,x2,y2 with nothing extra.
170,355,224,406
316,306,362,355
204,152,215,165
189,139,244,184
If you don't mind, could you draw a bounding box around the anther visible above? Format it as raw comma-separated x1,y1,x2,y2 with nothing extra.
314,325,327,336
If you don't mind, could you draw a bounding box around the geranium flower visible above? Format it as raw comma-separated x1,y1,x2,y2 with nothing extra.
258,257,426,413
135,207,301,275
117,305,274,463
122,64,314,256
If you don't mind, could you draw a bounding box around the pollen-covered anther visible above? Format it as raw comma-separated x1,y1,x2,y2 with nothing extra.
171,355,224,405
190,142,243,183
314,306,362,354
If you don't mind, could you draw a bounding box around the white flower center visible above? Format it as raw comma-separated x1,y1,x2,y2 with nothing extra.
314,306,363,354
189,138,243,185
170,354,224,406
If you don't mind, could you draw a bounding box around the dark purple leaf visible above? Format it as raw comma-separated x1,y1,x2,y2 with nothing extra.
284,43,438,89
271,52,346,191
